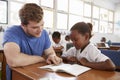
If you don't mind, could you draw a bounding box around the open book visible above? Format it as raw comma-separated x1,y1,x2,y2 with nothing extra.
39,63,91,76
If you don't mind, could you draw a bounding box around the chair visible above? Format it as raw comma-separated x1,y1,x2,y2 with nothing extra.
66,43,74,51
111,42,120,46
100,49,120,71
0,50,6,80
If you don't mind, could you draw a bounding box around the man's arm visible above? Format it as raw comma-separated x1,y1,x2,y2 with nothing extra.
79,57,115,71
4,42,45,67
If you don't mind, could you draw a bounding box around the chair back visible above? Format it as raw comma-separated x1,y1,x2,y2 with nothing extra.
66,43,74,51
100,49,120,67
111,42,120,46
0,50,6,80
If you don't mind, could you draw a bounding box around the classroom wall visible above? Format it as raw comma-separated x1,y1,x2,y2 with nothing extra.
114,3,120,37
0,0,120,48
49,0,120,44
93,0,115,11
0,32,3,48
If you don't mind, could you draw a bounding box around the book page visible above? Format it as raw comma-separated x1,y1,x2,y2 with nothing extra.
62,64,91,76
39,63,71,72
39,63,91,76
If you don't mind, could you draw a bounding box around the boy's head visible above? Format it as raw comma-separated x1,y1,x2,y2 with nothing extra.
52,31,61,44
65,35,70,41
101,37,106,43
70,22,92,50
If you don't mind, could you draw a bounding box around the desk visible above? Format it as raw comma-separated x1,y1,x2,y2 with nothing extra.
109,45,120,50
98,45,120,50
98,47,110,49
97,43,109,50
12,62,120,80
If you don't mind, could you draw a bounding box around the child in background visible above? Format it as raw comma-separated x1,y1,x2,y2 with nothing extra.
52,31,64,53
99,37,110,48
62,22,115,71
101,37,112,46
101,37,106,43
65,35,71,43
64,35,73,51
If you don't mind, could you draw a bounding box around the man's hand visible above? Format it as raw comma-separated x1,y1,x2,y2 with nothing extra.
46,54,62,65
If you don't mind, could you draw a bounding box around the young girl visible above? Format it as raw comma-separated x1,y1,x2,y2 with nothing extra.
62,22,115,71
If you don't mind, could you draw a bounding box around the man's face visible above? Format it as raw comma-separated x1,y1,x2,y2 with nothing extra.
70,30,87,50
22,19,44,37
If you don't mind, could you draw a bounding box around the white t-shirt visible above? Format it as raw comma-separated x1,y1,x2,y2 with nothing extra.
52,40,65,51
62,43,109,62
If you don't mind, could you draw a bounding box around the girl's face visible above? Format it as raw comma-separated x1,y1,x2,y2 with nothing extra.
70,30,89,50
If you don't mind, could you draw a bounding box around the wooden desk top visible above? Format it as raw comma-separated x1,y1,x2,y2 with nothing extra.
98,47,110,49
109,45,120,50
110,45,120,47
12,62,120,80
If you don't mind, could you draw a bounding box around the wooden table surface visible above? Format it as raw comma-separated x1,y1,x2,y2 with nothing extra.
109,45,120,50
12,62,120,80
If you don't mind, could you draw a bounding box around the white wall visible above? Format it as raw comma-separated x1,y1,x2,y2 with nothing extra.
93,0,115,10
50,1,120,44
114,3,120,37
92,0,120,43
0,32,4,49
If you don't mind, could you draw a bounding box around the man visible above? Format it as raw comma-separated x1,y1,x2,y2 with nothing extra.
3,3,62,80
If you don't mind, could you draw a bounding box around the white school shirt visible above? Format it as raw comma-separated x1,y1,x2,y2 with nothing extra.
52,40,65,51
62,43,109,62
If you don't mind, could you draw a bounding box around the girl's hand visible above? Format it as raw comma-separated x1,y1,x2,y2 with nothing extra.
67,56,78,64
79,57,89,66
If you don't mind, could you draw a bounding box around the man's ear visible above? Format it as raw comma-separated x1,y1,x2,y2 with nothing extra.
21,23,25,27
21,23,27,28
21,23,27,31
